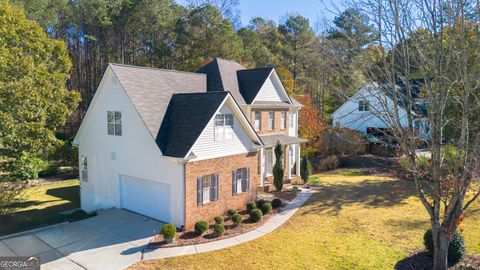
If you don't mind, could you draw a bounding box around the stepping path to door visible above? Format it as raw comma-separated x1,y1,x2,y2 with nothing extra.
140,188,315,261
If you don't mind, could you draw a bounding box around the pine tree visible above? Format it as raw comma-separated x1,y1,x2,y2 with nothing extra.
273,141,284,191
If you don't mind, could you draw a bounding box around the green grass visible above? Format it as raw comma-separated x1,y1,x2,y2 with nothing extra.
0,180,80,235
131,170,480,270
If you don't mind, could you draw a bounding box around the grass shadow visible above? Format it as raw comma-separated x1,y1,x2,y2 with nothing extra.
46,185,80,203
301,178,415,216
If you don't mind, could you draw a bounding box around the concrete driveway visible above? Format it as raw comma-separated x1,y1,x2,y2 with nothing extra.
0,209,164,270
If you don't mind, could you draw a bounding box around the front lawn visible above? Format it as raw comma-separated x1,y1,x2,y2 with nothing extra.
0,180,80,236
131,169,480,270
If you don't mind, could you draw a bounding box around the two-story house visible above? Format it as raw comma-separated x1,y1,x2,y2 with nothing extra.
73,58,304,231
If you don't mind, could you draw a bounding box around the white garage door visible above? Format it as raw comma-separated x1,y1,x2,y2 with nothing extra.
120,175,170,222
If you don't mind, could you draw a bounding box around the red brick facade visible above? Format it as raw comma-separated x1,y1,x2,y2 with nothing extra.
251,109,289,135
184,152,258,231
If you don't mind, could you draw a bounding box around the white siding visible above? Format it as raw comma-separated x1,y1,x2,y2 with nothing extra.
190,102,255,160
254,74,289,103
76,68,185,227
332,84,409,134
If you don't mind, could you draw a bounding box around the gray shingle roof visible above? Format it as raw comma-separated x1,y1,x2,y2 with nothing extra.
196,58,247,104
110,64,206,138
156,92,229,158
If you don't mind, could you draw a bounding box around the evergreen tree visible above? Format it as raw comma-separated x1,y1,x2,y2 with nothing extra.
273,141,284,191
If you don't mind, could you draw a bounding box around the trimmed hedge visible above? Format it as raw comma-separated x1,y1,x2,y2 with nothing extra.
423,229,466,264
213,224,225,236
250,209,263,223
161,224,177,240
195,221,209,235
227,209,237,216
214,216,224,225
246,201,256,212
261,202,272,215
232,214,242,225
272,198,282,208
255,199,266,209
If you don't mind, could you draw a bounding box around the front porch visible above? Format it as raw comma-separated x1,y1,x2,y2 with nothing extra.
258,134,307,187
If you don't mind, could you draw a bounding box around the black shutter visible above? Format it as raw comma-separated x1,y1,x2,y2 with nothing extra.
210,175,215,201
197,177,203,206
246,168,250,192
232,170,237,196
213,174,219,201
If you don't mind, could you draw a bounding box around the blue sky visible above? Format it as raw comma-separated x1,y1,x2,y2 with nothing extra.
175,0,344,28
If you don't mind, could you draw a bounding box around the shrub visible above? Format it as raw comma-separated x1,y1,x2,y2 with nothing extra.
317,155,339,171
249,209,263,223
195,221,209,235
227,209,237,216
38,164,60,178
213,224,225,236
273,142,284,191
246,201,256,212
255,199,266,209
214,216,224,225
423,229,466,264
8,153,48,180
313,128,366,157
261,203,272,215
232,214,242,225
271,198,282,208
300,156,312,184
161,224,177,240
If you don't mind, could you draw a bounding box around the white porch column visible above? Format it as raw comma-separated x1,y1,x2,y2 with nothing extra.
295,144,301,176
286,145,291,180
260,148,265,187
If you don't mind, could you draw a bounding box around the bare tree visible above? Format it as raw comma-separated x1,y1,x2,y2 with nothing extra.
343,0,480,269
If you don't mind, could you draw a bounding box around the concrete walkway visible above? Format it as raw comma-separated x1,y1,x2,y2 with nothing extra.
141,188,315,261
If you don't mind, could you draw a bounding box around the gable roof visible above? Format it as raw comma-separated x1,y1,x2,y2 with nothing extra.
196,58,247,104
110,64,206,139
237,67,274,104
156,92,229,158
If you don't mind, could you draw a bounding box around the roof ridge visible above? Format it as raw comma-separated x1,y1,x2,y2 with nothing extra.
172,91,228,96
109,63,206,77
238,66,274,72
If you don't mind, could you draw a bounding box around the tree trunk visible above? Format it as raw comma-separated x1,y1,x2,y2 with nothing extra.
433,231,450,270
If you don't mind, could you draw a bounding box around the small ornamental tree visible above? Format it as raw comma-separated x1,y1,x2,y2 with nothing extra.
273,141,284,191
300,156,312,184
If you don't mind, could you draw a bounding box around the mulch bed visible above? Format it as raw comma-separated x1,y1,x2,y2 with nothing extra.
148,190,299,248
394,250,480,270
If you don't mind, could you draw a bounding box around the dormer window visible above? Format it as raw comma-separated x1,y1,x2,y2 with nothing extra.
215,114,234,140
107,111,122,136
359,100,370,111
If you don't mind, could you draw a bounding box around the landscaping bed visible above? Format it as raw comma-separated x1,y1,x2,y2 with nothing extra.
148,191,298,248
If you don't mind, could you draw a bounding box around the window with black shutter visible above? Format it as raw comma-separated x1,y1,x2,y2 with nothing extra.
198,174,219,205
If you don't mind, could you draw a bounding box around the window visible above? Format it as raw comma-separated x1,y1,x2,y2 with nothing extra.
232,167,250,196
107,111,122,136
359,100,370,111
280,111,286,130
268,111,274,130
254,111,261,131
197,174,218,205
81,156,88,182
215,114,234,140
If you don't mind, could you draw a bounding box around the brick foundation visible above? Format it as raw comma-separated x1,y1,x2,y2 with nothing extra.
184,152,258,231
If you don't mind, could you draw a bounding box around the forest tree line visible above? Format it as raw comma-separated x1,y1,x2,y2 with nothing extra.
11,0,379,132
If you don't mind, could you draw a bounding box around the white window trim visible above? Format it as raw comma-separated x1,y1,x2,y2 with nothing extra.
268,111,274,130
215,114,234,141
202,175,212,204
107,111,122,136
280,111,286,130
254,111,261,131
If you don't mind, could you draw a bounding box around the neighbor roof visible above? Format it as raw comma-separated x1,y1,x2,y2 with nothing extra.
237,67,274,104
156,92,229,158
110,64,207,139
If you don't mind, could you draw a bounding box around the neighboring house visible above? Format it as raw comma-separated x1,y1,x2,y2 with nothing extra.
73,59,304,230
332,82,430,139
